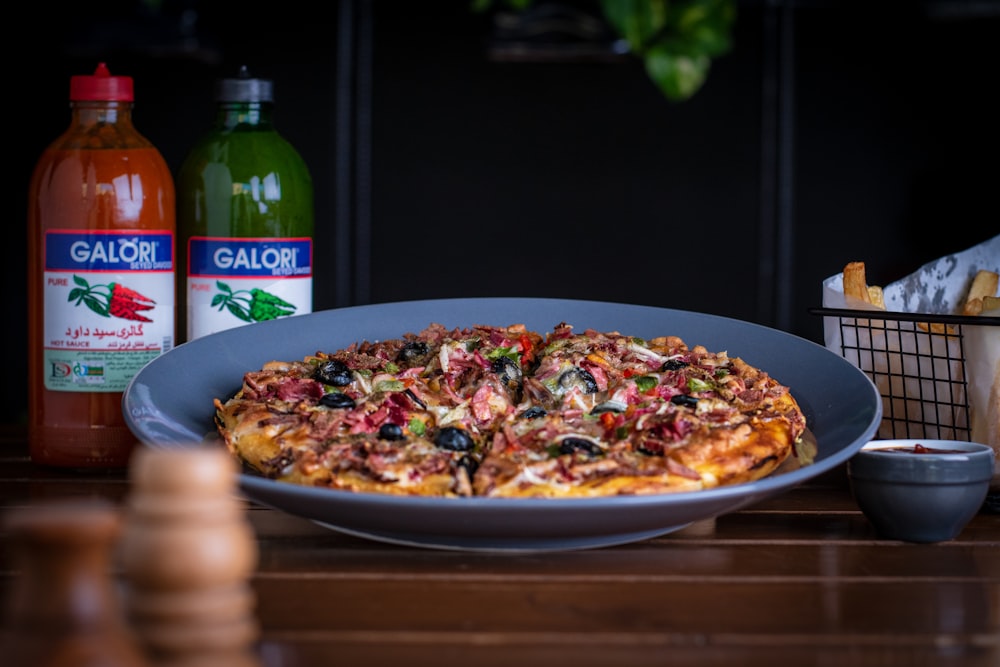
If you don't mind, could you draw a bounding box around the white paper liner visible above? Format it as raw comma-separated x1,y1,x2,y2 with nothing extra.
964,304,1000,489
821,235,1000,459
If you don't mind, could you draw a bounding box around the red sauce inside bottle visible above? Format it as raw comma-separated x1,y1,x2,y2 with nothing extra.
28,65,175,468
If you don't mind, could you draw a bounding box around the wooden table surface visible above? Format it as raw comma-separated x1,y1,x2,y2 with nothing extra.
2,425,998,667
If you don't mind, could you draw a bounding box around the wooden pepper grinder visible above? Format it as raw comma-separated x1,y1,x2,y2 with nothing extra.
119,445,261,667
0,499,152,667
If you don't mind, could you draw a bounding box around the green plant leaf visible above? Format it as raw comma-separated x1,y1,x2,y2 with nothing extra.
472,0,734,102
672,0,735,57
644,46,710,101
601,0,669,53
603,0,734,100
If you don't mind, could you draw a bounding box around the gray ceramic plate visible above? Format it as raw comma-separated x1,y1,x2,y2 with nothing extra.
123,298,881,552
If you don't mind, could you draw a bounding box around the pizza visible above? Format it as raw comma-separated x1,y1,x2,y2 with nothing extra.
213,322,809,498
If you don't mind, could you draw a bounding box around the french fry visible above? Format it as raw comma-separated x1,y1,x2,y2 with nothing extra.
962,270,999,316
842,261,997,334
842,261,887,310
842,261,874,305
920,322,951,335
968,295,1000,316
918,268,998,333
867,285,885,309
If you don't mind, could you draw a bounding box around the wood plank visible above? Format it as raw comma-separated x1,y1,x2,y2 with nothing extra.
249,578,1000,636
249,539,1000,579
255,637,1000,667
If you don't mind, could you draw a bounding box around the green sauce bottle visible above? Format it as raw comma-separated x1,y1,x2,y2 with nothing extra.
178,66,314,342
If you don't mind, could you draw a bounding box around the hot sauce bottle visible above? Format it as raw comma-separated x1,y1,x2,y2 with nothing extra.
27,63,176,468
177,65,314,342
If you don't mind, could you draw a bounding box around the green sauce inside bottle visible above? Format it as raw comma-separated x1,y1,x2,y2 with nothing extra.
178,66,314,342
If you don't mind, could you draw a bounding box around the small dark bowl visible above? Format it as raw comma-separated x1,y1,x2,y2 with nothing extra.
847,439,995,543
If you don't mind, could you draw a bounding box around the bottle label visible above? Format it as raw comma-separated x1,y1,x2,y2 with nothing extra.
186,237,313,340
42,230,175,392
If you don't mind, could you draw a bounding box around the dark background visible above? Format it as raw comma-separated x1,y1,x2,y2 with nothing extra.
10,0,999,423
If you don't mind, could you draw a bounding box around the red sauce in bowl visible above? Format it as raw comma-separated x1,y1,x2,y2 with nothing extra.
876,443,969,454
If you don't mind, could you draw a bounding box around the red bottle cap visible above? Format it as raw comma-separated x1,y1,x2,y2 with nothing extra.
70,62,134,102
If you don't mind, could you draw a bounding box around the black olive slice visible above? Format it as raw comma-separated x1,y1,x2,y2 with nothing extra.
378,423,404,441
558,368,598,394
661,359,689,371
492,356,522,385
492,356,524,402
314,359,353,386
457,454,478,477
591,401,626,415
558,437,604,457
404,388,427,410
396,341,430,364
319,392,355,409
434,426,474,452
670,394,700,408
520,406,547,420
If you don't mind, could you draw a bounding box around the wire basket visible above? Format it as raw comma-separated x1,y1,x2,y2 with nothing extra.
811,307,1000,441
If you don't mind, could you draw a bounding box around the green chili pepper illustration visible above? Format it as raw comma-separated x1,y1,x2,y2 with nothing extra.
210,282,297,323
68,276,156,322
249,288,296,321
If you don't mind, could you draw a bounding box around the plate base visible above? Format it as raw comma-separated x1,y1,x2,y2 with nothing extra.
312,520,692,552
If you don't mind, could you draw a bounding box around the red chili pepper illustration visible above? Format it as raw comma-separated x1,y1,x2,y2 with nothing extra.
109,283,156,322
68,276,157,323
